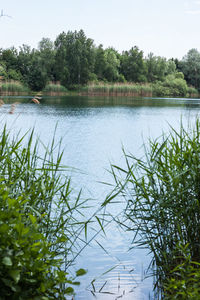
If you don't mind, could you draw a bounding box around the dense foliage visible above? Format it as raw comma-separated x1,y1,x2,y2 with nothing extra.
0,186,81,299
0,29,199,93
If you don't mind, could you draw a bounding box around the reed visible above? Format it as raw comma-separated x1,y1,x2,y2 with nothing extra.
0,126,105,297
43,83,68,95
79,83,152,97
0,81,29,95
105,119,200,297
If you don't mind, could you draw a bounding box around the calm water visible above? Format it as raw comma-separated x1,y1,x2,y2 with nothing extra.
1,95,200,300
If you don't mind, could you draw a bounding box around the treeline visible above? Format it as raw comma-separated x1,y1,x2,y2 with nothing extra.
0,29,199,95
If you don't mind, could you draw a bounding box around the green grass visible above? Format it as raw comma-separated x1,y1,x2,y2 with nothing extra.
104,119,200,297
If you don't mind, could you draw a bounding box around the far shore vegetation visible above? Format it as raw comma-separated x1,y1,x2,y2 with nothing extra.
0,29,200,98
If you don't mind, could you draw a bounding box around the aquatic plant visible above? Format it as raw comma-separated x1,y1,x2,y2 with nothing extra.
0,126,94,298
164,243,200,299
0,81,29,95
104,119,200,297
80,83,152,97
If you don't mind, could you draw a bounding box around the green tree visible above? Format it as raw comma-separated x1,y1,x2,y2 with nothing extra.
16,44,34,83
0,47,18,71
54,29,95,87
146,53,171,82
94,44,107,81
26,53,48,91
120,46,147,82
103,47,120,82
181,48,200,91
38,37,55,81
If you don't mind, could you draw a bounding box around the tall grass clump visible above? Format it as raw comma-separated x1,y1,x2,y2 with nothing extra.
105,119,200,297
80,83,152,97
43,83,68,95
0,81,29,95
0,126,93,298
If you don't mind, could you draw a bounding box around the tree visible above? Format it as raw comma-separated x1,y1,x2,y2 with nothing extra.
94,44,106,81
0,47,18,72
181,48,200,91
38,37,55,81
54,30,95,87
103,48,120,82
120,46,147,82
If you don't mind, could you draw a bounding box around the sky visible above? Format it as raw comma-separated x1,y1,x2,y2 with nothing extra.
0,0,200,59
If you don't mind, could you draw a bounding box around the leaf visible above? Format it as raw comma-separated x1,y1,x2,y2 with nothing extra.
9,270,21,283
71,281,80,286
76,268,87,277
65,287,74,295
29,213,37,224
95,216,106,235
2,257,12,266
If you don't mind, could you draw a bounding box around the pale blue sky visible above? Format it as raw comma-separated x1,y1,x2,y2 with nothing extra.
0,0,200,59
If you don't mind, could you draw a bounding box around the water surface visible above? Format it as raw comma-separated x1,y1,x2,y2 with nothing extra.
1,95,200,299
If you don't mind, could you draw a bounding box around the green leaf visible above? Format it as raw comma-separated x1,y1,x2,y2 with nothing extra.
72,281,80,285
65,287,74,295
2,257,12,266
95,216,106,235
76,268,87,277
29,213,37,224
9,270,21,283
40,282,46,292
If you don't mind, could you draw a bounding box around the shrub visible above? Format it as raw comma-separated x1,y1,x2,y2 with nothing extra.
0,185,80,299
152,74,188,97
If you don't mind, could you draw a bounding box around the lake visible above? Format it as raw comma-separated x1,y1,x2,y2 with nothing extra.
1,95,200,299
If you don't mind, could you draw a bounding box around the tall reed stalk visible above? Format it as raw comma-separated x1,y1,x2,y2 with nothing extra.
80,83,152,97
104,119,200,297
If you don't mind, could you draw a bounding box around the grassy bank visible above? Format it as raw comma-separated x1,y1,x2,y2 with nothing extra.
105,119,200,298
